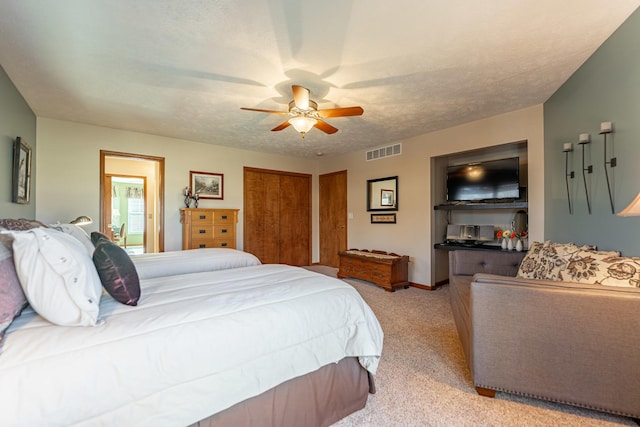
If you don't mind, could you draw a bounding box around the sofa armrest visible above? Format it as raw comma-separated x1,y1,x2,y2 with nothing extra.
470,275,640,417
449,250,525,277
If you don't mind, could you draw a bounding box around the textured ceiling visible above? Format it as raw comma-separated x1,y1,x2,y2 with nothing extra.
0,1,638,158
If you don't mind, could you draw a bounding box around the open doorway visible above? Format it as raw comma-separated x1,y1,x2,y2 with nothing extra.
100,150,165,253
107,176,146,255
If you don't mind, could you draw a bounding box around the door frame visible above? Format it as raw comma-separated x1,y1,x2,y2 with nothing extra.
100,150,165,252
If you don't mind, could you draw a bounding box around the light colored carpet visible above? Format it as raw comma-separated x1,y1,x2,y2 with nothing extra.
303,265,634,427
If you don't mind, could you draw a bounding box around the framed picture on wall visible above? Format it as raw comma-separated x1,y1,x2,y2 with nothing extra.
380,189,395,206
12,137,31,204
190,170,224,200
371,213,396,224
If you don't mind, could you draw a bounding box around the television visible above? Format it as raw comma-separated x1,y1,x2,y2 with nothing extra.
446,157,520,202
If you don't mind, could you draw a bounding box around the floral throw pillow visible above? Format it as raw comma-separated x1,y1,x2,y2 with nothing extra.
564,254,640,287
516,241,544,279
517,241,615,281
0,218,47,231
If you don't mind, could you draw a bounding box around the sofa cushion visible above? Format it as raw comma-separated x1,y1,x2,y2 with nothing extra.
450,250,525,277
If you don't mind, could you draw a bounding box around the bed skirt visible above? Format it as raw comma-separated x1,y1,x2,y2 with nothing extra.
189,357,374,427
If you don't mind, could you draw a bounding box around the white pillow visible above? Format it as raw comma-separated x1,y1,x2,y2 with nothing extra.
10,227,102,326
49,223,95,256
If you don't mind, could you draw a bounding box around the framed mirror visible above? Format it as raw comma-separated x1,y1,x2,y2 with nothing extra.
367,176,398,211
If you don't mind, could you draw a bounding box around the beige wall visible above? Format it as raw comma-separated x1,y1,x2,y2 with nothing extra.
318,105,544,285
35,118,320,253
36,105,543,286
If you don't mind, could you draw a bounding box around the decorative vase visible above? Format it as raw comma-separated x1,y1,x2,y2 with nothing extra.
501,238,507,250
516,239,523,252
507,238,514,251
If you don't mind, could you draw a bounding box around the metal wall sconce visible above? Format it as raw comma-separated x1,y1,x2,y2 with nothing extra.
578,133,593,214
600,121,617,214
563,143,574,214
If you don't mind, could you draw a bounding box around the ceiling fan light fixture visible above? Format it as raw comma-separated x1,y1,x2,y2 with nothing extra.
288,116,317,137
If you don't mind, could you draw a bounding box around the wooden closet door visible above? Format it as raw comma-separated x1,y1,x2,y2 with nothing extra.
279,174,311,266
244,169,281,263
244,168,311,266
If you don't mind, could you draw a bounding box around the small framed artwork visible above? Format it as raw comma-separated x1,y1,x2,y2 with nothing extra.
371,213,396,224
190,171,224,200
12,137,31,204
380,189,394,206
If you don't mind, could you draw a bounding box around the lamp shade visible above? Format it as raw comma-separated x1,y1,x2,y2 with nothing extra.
617,192,640,217
288,116,317,135
70,215,93,226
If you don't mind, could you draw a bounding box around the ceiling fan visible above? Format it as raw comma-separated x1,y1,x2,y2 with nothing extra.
241,85,364,138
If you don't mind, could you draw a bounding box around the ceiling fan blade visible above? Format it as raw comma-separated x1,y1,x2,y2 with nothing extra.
317,106,364,118
240,107,288,114
314,120,339,134
271,121,291,132
291,85,310,110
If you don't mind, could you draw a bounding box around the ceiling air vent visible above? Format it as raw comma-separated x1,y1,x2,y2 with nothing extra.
366,143,402,161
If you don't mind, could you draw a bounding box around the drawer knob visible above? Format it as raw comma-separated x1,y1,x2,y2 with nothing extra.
199,229,206,234
199,215,206,220
221,242,228,247
221,229,227,233
199,244,206,248
221,215,228,219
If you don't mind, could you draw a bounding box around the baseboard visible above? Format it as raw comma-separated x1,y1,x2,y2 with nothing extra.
409,282,435,291
409,278,449,291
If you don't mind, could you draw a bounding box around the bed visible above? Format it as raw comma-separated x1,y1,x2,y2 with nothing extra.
0,222,383,427
130,247,262,279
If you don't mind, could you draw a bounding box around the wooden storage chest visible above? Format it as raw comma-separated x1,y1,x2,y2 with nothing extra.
338,249,409,292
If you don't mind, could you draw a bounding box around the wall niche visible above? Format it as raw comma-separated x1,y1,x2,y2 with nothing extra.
430,140,528,286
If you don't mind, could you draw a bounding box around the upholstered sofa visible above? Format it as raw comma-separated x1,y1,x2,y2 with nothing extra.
449,247,640,420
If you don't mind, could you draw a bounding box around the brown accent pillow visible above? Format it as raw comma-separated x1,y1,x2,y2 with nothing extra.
91,231,112,247
92,240,141,306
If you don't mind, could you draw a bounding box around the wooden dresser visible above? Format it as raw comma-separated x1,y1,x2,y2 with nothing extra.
338,249,410,292
180,208,239,250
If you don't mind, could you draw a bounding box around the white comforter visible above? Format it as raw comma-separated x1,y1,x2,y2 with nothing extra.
0,264,383,427
130,247,261,279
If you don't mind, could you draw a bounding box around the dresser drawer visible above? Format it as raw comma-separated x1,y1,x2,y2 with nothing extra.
212,238,235,248
191,225,214,240
213,210,236,224
191,211,214,225
191,238,236,249
213,224,234,238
